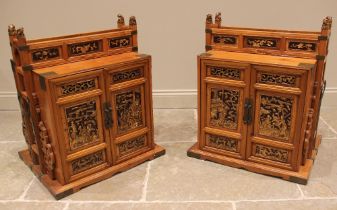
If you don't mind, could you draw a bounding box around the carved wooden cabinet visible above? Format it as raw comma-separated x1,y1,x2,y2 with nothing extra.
188,13,332,184
8,15,165,199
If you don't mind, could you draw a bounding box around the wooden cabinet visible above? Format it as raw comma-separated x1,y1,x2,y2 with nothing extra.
188,13,332,184
8,15,165,199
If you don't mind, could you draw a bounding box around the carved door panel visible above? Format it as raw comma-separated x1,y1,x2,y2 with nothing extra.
246,66,308,170
200,60,250,159
53,70,111,183
106,61,153,164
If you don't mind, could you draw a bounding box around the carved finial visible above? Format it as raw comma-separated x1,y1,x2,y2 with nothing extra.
322,16,332,30
16,27,25,37
117,14,125,27
8,24,16,36
215,12,221,25
129,16,137,26
206,14,213,24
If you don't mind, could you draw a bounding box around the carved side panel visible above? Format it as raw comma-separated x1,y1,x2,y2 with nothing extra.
258,94,293,141
71,151,104,174
115,87,143,133
209,88,240,130
65,100,100,151
206,134,237,152
258,72,296,87
109,36,131,49
288,41,316,52
31,47,60,62
209,66,241,80
245,37,279,49
255,144,288,163
38,121,55,178
59,79,96,96
68,40,102,56
118,135,146,157
111,69,143,84
213,35,237,45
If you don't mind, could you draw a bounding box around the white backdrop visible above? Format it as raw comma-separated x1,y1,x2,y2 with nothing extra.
1,0,336,109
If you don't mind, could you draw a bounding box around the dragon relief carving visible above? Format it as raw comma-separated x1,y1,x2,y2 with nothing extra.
208,134,237,152
118,136,146,157
259,95,293,141
288,41,316,52
255,144,288,163
32,48,60,62
213,35,237,45
68,40,101,56
61,79,96,96
210,66,241,80
71,151,104,174
112,69,142,84
246,37,278,48
210,88,240,130
259,73,296,87
116,88,143,133
38,121,55,177
65,100,99,151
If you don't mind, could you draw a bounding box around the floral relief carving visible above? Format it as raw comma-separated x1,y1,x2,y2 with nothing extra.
288,41,316,52
207,134,237,152
255,144,288,163
68,40,101,56
213,35,237,45
246,37,278,48
32,48,60,62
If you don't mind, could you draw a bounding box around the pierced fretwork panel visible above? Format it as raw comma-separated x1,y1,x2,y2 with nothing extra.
59,78,96,96
209,88,240,130
258,72,297,87
65,100,100,151
258,94,294,141
208,66,241,80
206,134,238,152
115,87,144,133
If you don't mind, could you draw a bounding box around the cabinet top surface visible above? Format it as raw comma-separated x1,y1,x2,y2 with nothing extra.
201,50,316,70
33,52,149,79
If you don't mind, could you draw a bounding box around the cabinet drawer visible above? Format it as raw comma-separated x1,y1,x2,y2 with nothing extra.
116,134,150,162
56,75,100,98
205,61,248,82
110,67,144,85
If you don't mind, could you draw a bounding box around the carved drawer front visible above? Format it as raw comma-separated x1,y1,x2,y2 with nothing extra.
200,60,250,159
116,134,149,162
111,67,144,85
69,149,107,176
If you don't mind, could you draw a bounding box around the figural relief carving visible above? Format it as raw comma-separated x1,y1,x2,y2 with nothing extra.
116,88,143,133
61,79,96,96
259,73,296,87
118,135,146,157
255,144,288,163
259,94,293,141
207,134,237,152
210,88,240,130
71,151,104,174
65,100,99,151
209,66,241,80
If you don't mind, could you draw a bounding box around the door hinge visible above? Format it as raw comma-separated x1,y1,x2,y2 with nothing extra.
103,102,113,128
243,98,253,125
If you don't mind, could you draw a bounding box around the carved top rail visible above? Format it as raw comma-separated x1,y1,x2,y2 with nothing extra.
205,13,332,60
8,14,138,71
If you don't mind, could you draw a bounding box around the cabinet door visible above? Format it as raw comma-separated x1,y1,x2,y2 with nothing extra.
199,59,250,159
53,70,111,183
106,60,153,164
246,66,308,170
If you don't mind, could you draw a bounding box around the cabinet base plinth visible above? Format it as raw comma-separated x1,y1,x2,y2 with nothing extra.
187,135,322,185
19,144,165,200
